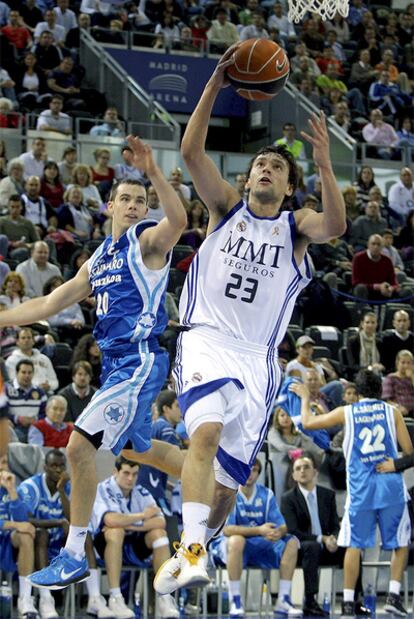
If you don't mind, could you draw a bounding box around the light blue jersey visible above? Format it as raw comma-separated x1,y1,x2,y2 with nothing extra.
342,399,408,511
228,483,285,528
88,220,170,355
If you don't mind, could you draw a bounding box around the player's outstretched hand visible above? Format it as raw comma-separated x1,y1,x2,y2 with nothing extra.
301,111,331,170
289,382,310,400
126,135,157,177
376,457,396,473
210,42,241,90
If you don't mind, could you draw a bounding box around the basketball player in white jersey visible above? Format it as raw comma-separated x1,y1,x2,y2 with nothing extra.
125,45,347,597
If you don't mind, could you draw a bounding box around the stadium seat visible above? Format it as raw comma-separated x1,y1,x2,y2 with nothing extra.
312,345,331,359
53,342,73,385
305,326,343,361
343,302,372,327
167,268,186,294
171,244,194,268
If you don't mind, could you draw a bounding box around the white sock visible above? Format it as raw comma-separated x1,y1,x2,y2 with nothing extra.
229,580,241,599
86,568,100,598
39,588,53,600
205,526,220,543
65,525,87,558
19,576,32,599
279,579,291,599
389,581,401,596
182,502,210,547
343,589,355,602
110,587,121,597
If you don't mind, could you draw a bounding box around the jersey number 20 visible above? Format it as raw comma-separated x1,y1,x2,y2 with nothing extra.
358,424,386,455
96,291,109,316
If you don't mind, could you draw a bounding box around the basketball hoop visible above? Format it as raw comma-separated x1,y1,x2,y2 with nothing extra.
287,0,349,23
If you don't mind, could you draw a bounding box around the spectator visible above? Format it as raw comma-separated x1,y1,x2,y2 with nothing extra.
234,173,247,198
240,12,270,41
47,56,88,111
178,26,199,52
36,95,72,135
290,42,320,75
267,2,296,44
191,14,209,49
349,49,376,96
5,358,47,442
90,148,115,199
387,167,414,226
1,10,32,52
368,71,412,118
368,185,388,219
21,176,53,232
267,405,324,461
28,394,73,446
43,275,88,342
350,200,387,251
301,17,324,57
146,185,165,222
0,193,39,261
58,360,96,422
381,230,409,282
342,186,360,221
0,98,19,129
395,211,414,261
180,199,206,248
397,12,414,47
114,145,145,182
362,108,399,159
6,327,59,392
316,63,366,116
286,336,325,382
325,31,345,63
68,164,102,209
0,455,39,618
353,165,375,209
292,56,321,85
329,101,351,134
375,49,400,83
66,13,91,49
14,51,49,112
54,0,77,35
153,14,181,49
71,333,101,387
90,456,179,619
275,123,305,160
34,9,66,46
19,0,43,33
352,235,399,301
57,185,94,241
297,78,320,107
382,350,414,418
348,0,369,28
309,236,352,290
0,272,30,309
397,117,414,151
33,30,62,75
89,106,125,137
0,66,16,101
19,138,46,181
58,146,77,185
40,162,65,210
0,1,9,27
316,46,343,76
207,9,239,54
380,311,414,375
346,311,383,372
16,241,62,299
238,0,259,26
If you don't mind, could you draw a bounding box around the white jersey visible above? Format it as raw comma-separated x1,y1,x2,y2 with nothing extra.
180,201,311,348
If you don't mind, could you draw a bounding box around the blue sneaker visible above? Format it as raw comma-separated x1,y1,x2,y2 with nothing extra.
28,549,89,590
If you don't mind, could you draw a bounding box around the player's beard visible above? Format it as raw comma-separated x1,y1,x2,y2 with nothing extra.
250,184,278,205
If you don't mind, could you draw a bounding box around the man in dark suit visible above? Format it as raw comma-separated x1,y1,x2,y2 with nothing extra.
281,453,368,617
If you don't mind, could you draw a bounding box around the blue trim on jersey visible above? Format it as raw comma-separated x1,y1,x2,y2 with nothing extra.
216,446,251,485
173,333,183,394
288,211,301,279
178,377,244,415
251,353,281,465
267,273,300,349
246,204,282,221
211,200,244,234
304,253,312,279
185,252,199,325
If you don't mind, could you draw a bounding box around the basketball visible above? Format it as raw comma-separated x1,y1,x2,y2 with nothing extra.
226,39,290,101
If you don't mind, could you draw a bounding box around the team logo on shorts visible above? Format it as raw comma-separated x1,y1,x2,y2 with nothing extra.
138,312,157,329
191,372,202,383
104,404,125,424
236,221,247,232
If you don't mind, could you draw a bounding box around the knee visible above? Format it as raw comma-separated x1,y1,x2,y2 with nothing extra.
16,531,33,550
67,432,95,466
104,528,125,543
301,541,320,557
214,484,237,508
190,422,222,455
227,534,246,555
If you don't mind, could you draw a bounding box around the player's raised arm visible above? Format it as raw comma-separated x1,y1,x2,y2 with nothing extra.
127,136,187,255
181,46,241,215
0,263,91,329
290,382,345,429
295,112,347,243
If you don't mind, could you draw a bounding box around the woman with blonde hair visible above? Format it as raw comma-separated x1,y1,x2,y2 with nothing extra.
267,406,323,459
0,159,25,208
0,272,30,308
57,185,95,241
382,350,414,417
342,185,360,221
68,164,102,209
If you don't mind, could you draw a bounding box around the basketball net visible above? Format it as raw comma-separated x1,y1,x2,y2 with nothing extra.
287,0,349,23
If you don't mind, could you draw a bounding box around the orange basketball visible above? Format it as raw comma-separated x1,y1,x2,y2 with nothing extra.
226,39,290,101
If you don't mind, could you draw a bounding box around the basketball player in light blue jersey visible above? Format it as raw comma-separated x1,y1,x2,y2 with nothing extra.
149,42,348,597
292,370,413,618
0,136,187,590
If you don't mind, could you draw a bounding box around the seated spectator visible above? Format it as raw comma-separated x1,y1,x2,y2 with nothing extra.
380,310,414,375
153,14,181,49
350,200,387,251
16,241,62,299
397,116,414,151
375,49,400,83
68,164,102,209
34,9,66,46
316,63,366,116
394,210,414,263
181,199,207,248
0,272,30,309
240,12,269,41
216,458,302,617
6,359,47,442
114,145,145,182
89,106,125,137
19,138,46,181
381,230,411,284
292,56,321,85
36,95,72,136
19,0,43,33
90,148,115,199
178,26,199,52
297,78,320,107
66,12,91,49
267,2,296,45
397,11,414,47
191,14,209,49
90,455,179,619
0,98,19,129
33,30,62,75
0,194,39,261
387,167,414,227
326,12,350,43
362,108,399,160
342,185,360,221
353,165,375,209
71,333,102,387
382,350,414,418
325,30,345,62
57,185,94,241
368,184,388,219
290,42,320,75
14,51,50,112
349,49,376,96
274,122,305,160
346,310,384,372
1,10,32,53
43,274,88,344
40,162,65,210
268,405,324,460
146,185,165,223
54,0,77,35
301,17,324,57
207,9,239,54
0,66,16,102
286,336,325,382
169,166,191,202
351,234,412,301
6,326,59,392
58,360,96,422
58,146,77,186
309,236,352,290
316,46,343,76
238,0,259,26
21,176,53,233
0,455,39,618
47,56,91,113
368,71,412,119
28,394,73,446
329,100,351,134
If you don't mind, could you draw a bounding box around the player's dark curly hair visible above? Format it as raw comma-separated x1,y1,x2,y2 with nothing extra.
245,145,299,193
109,179,145,201
354,369,382,400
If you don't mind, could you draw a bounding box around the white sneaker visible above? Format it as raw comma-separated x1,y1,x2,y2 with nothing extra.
157,593,180,618
275,596,303,617
230,598,245,617
184,603,199,615
87,595,114,618
153,550,182,595
108,594,135,619
18,596,39,618
39,596,59,619
154,543,210,595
